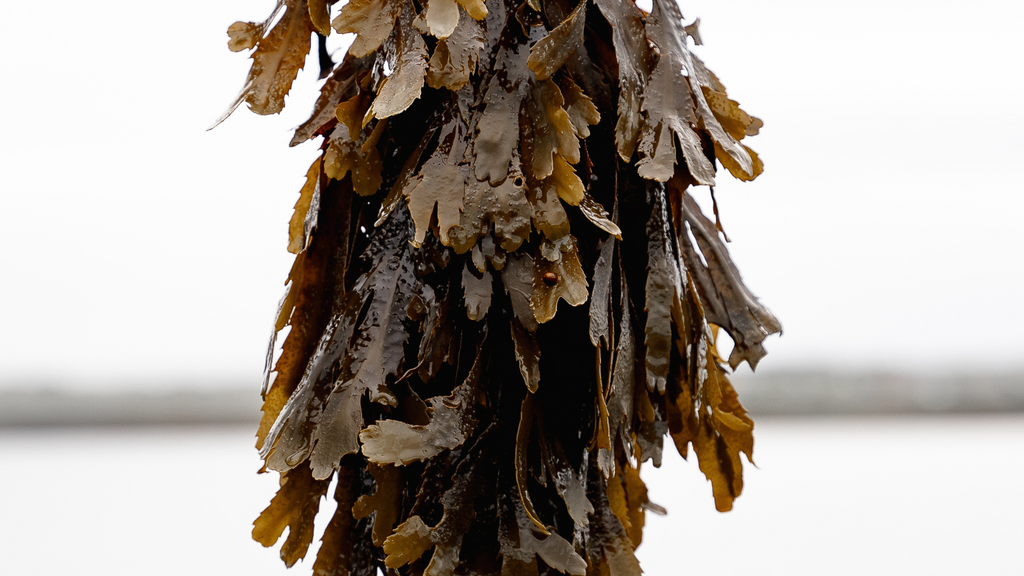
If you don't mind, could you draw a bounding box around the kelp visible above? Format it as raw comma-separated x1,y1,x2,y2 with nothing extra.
220,0,779,572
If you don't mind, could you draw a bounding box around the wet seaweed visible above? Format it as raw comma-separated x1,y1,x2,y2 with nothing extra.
221,0,779,571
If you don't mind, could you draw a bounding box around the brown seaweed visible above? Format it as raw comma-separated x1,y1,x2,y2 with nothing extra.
220,0,779,572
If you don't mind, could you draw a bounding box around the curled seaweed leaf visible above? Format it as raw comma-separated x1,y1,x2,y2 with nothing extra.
360,350,483,465
332,0,403,57
425,0,461,39
636,0,714,185
404,116,466,245
594,0,650,160
527,0,587,81
589,236,615,349
674,185,781,369
559,77,601,139
643,184,681,394
427,12,486,90
288,158,322,254
382,424,498,574
511,317,541,392
521,79,579,180
463,262,493,321
324,94,384,196
220,0,315,123
253,462,332,567
352,463,403,546
474,39,532,185
449,154,534,254
502,251,539,332
531,237,589,324
305,208,421,479
368,4,429,121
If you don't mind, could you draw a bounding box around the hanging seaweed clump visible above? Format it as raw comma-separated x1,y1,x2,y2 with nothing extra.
219,0,780,573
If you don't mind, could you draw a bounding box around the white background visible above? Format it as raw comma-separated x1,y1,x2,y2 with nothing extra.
2,417,1021,574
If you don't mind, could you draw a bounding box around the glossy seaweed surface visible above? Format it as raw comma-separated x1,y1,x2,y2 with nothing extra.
220,0,780,573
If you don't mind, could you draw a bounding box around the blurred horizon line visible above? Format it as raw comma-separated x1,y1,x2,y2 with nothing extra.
1,369,1022,427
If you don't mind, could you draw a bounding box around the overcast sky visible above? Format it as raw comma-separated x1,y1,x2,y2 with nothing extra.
1,0,1021,390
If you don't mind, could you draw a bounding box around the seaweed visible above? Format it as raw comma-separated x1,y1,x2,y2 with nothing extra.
219,0,779,571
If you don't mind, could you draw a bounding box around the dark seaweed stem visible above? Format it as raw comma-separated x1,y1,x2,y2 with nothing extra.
224,0,779,573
